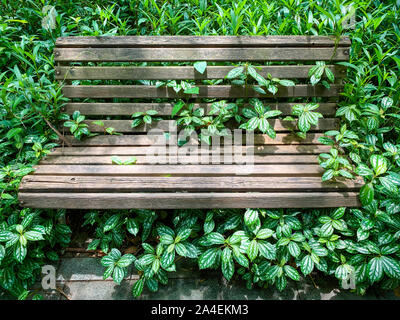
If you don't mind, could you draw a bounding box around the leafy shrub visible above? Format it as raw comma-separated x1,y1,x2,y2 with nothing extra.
0,0,399,299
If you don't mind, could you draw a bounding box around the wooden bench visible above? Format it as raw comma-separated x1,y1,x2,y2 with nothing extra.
18,36,362,209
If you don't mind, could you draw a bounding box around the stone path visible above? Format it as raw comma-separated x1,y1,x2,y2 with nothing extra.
33,257,399,300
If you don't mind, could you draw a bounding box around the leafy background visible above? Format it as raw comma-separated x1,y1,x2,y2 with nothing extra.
0,0,399,299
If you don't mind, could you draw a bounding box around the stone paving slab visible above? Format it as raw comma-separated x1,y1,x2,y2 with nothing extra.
34,257,400,300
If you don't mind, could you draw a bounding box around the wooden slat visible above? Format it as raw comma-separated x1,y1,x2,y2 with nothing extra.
64,102,337,116
56,65,346,80
64,133,324,146
55,36,351,48
62,84,342,98
40,155,320,165
20,176,363,192
31,164,324,176
50,145,331,156
54,47,349,62
78,119,338,133
19,192,361,209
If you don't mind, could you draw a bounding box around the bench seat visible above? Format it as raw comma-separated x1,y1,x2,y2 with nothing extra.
18,36,362,209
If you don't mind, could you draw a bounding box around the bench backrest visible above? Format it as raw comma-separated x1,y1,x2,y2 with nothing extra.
54,36,350,147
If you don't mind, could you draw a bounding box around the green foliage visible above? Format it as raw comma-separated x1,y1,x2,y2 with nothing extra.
292,103,323,137
62,111,90,140
87,207,400,298
308,61,335,88
225,63,295,95
91,120,121,136
111,156,137,165
131,110,162,128
239,99,282,138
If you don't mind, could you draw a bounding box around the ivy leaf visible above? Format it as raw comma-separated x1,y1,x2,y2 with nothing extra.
244,209,258,226
335,264,350,280
355,164,374,176
246,117,260,131
300,255,314,275
258,241,276,260
381,256,400,278
207,232,225,245
0,245,5,261
221,247,234,281
370,155,388,176
284,265,300,281
139,253,154,266
112,266,125,284
14,243,27,263
126,218,139,236
157,225,175,237
101,254,117,267
298,114,311,133
360,183,374,206
171,100,185,117
322,169,334,181
247,239,259,261
258,118,269,133
103,266,114,280
146,278,159,292
117,254,136,268
381,97,393,109
111,156,123,165
253,86,266,94
103,214,120,232
232,246,249,268
132,278,145,298
267,84,278,95
184,87,200,95
184,242,199,258
198,248,219,269
325,67,335,82
256,228,274,239
131,118,143,128
368,257,383,283
176,228,192,242
24,231,44,241
331,207,346,219
225,67,244,79
175,243,187,257
160,250,175,269
279,79,295,87
264,265,280,280
288,241,301,258
194,61,207,74
320,223,334,237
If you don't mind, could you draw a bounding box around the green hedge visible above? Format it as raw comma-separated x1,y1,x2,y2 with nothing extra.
0,0,399,299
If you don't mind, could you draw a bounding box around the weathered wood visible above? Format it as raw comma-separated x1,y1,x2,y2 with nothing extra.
20,176,363,192
56,65,346,80
55,36,351,48
18,35,356,209
62,84,342,99
19,192,361,209
63,133,325,146
64,102,337,116
31,164,324,176
77,119,338,133
41,154,320,165
50,145,331,156
55,47,349,62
